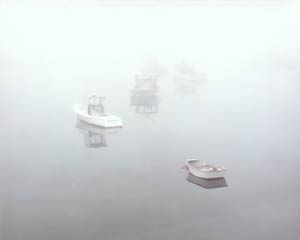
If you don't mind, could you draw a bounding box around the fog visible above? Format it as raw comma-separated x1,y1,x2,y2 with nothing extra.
1,2,300,240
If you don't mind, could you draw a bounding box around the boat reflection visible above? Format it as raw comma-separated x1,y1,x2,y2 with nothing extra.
173,62,205,95
130,74,160,115
186,173,228,189
76,120,120,148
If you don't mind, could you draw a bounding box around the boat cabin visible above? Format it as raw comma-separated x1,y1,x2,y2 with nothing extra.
135,74,158,90
88,95,105,115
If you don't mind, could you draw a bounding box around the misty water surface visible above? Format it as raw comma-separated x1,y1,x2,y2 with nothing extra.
1,2,300,240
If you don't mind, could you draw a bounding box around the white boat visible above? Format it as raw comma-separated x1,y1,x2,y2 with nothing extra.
186,159,227,179
74,95,123,128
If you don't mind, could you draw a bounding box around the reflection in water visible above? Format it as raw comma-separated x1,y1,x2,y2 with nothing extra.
173,62,205,95
186,173,228,189
130,74,160,115
76,120,120,148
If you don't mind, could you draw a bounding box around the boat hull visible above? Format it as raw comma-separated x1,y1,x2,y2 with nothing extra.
74,104,123,128
186,173,227,189
187,167,226,179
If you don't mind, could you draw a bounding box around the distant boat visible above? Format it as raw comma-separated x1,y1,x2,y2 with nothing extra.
186,159,227,179
173,62,204,95
130,74,160,115
131,74,159,95
74,95,123,128
186,173,227,189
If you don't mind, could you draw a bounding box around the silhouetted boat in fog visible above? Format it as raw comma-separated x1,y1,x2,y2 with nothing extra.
130,74,160,114
186,159,227,179
74,95,123,128
131,74,159,95
186,173,227,189
173,62,204,95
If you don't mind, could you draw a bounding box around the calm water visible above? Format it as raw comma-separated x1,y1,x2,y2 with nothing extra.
1,3,300,240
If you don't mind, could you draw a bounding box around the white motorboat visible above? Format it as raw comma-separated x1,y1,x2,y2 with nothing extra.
186,159,227,179
74,95,123,128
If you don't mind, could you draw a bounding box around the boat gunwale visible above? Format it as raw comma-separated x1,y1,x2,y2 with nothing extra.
186,159,227,172
74,103,120,120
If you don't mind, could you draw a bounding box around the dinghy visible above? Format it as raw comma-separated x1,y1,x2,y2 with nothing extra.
74,95,123,128
186,159,227,179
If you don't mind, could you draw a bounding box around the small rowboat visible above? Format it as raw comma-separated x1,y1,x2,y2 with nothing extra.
186,159,227,179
